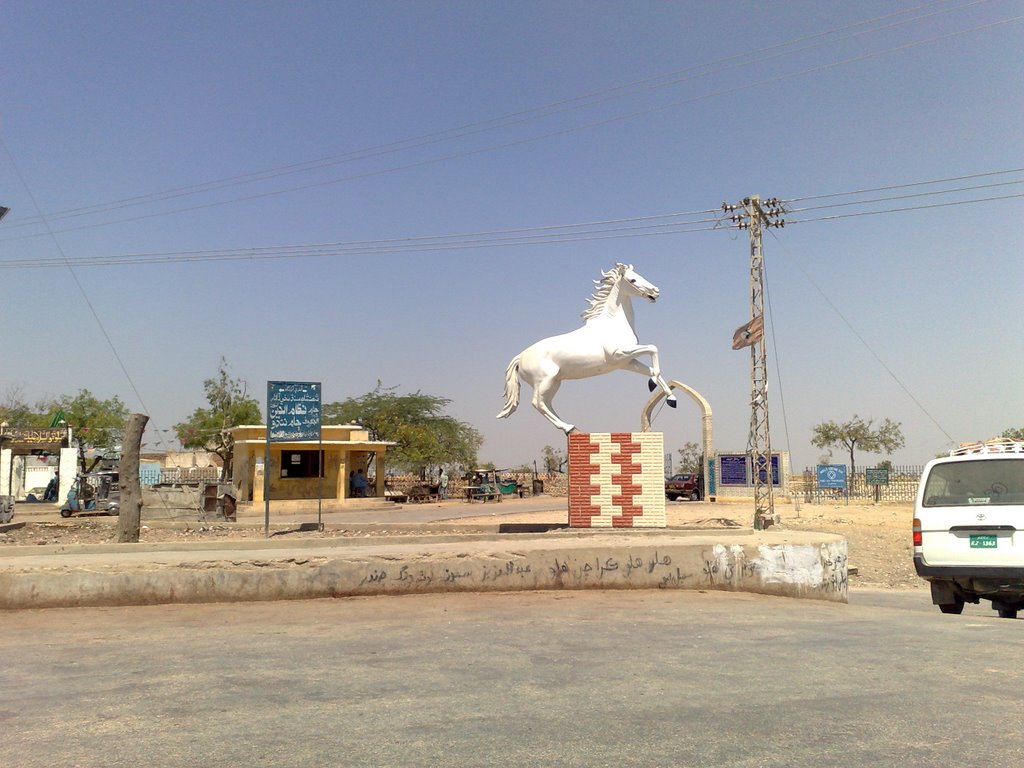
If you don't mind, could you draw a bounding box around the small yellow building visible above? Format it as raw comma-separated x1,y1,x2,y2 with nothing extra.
230,424,393,503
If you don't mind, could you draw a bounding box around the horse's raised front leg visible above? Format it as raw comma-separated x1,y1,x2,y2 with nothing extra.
617,347,677,407
531,377,576,434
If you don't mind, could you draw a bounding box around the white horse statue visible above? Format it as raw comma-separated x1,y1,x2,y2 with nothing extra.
497,263,677,434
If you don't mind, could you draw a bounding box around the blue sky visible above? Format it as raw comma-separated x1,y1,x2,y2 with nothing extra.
1,0,1021,471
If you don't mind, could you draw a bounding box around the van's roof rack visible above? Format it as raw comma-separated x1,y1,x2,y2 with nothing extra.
950,438,1024,456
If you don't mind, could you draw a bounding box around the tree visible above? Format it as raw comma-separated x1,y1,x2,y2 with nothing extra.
175,359,261,480
676,441,702,473
1001,427,1024,441
59,389,129,472
541,445,567,473
323,384,482,478
115,413,149,543
0,386,58,428
810,415,905,476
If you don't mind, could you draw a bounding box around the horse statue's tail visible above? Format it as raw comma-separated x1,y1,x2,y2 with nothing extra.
496,354,522,419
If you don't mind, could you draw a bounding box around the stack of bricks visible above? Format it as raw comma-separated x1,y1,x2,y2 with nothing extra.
567,432,666,528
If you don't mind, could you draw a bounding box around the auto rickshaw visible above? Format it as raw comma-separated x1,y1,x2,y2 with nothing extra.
469,469,523,499
60,471,120,518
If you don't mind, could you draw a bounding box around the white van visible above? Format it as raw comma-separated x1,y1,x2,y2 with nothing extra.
913,438,1024,618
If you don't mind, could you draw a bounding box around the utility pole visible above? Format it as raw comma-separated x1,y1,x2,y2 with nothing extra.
722,195,786,529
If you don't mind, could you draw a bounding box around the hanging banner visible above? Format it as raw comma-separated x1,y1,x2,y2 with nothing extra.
731,315,764,349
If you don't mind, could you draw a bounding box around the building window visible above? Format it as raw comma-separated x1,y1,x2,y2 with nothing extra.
280,450,323,479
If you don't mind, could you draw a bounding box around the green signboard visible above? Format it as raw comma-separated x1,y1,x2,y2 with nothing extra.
865,468,890,486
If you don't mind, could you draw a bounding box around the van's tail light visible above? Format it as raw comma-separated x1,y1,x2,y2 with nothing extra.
913,518,922,547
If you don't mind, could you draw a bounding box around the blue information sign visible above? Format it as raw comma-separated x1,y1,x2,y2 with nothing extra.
816,464,847,489
720,455,748,485
267,381,321,442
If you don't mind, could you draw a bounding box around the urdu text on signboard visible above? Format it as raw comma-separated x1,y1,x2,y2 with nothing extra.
267,381,321,442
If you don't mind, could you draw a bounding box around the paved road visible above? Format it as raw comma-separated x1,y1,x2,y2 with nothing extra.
2,589,1020,767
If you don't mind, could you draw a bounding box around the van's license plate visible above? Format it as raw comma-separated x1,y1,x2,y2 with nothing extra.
970,535,998,548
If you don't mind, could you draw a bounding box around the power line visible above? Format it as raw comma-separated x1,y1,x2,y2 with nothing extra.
766,228,955,443
785,166,1024,204
0,222,724,269
786,191,1024,225
788,177,1024,214
1,175,1021,269
0,137,151,418
4,6,1018,242
2,0,980,231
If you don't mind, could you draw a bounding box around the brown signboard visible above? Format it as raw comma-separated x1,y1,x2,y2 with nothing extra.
0,428,69,453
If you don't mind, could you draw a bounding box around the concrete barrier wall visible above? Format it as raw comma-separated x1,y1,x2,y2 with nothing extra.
0,533,847,609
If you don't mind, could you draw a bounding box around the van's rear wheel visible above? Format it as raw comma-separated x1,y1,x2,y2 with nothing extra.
939,597,965,614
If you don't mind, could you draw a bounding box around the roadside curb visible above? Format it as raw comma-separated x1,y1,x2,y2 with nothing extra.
0,530,848,610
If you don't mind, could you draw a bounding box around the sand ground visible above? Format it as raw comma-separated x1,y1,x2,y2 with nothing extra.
453,499,921,589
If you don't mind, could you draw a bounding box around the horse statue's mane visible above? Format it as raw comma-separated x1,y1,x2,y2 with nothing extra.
581,263,629,321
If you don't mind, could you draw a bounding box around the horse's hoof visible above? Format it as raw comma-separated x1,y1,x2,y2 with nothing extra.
648,378,657,392
565,425,577,434
667,397,678,408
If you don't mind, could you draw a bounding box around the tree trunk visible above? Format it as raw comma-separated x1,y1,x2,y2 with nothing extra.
115,413,148,543
219,432,234,483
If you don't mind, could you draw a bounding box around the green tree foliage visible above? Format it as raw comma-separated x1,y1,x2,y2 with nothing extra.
1001,427,1024,441
541,445,567,473
175,359,261,479
676,441,702,473
810,415,905,476
58,389,130,471
0,386,58,428
323,384,482,478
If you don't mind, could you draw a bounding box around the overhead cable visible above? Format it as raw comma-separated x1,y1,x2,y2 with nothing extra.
3,0,976,230
3,4,1016,241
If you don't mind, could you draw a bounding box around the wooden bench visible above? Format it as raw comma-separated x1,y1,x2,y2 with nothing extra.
407,485,440,503
466,486,502,503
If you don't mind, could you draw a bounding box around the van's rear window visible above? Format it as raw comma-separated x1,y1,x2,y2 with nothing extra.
922,458,1024,506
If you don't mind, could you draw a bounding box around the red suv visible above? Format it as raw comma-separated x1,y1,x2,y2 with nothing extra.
665,473,702,502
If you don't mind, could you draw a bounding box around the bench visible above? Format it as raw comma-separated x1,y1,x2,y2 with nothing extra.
407,485,440,503
466,486,502,503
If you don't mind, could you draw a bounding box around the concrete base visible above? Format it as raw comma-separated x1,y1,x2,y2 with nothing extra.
0,529,847,610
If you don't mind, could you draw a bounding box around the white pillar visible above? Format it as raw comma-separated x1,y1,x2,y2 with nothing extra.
0,448,10,496
58,447,77,504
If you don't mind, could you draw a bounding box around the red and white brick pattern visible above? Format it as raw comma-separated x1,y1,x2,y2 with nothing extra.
567,432,666,528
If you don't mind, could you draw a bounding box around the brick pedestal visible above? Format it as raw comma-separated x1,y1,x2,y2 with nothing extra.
567,432,666,528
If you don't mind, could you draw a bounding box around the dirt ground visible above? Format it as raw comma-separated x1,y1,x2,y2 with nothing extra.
459,500,923,590
0,499,922,590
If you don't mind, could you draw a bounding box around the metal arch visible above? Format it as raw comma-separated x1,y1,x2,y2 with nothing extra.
641,380,715,501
